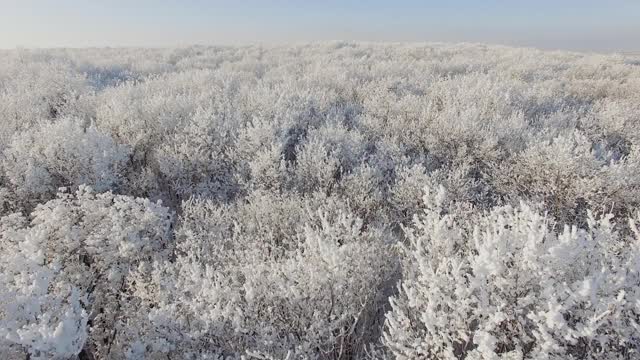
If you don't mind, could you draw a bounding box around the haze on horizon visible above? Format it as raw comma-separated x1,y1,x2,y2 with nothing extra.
0,0,638,53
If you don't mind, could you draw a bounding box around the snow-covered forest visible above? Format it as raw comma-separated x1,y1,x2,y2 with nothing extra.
1,42,640,359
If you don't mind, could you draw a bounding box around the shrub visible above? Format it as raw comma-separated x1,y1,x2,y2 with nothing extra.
2,118,131,208
385,186,640,359
0,187,172,359
127,198,396,359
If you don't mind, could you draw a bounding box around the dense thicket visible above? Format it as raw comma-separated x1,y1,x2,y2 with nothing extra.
1,43,639,359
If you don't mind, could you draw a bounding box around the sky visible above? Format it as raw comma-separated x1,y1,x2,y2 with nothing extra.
0,0,638,52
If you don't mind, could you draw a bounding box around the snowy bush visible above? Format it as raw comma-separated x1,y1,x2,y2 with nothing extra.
0,213,88,360
0,54,92,149
0,187,172,359
2,118,131,208
385,186,640,359
123,197,396,359
155,106,240,203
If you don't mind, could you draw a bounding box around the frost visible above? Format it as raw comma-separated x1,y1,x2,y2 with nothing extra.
1,43,640,359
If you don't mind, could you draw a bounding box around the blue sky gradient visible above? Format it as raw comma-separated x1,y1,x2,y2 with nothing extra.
1,0,638,51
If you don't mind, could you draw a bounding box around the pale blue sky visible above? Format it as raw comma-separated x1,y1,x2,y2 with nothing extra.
0,0,638,51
